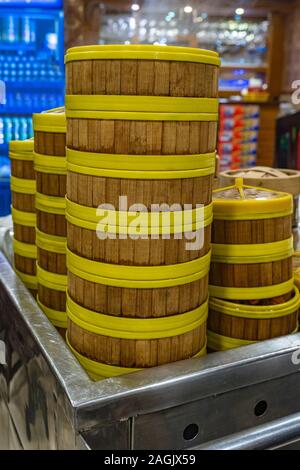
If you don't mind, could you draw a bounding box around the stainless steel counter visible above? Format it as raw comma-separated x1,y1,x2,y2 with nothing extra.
1,250,300,450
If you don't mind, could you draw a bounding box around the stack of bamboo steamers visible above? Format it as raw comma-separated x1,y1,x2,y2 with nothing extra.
64,45,220,379
10,139,37,296
208,178,299,351
10,45,299,382
33,107,67,337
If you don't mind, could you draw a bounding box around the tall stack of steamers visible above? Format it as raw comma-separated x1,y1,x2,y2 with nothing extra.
64,45,219,379
9,45,300,381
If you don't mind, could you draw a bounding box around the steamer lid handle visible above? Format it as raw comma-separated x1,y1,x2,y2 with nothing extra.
235,177,245,199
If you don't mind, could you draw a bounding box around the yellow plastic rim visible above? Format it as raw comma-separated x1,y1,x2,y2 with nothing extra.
66,95,218,114
211,237,294,264
67,246,211,281
66,211,212,235
65,198,213,235
67,293,207,340
9,139,34,153
9,151,34,161
207,330,257,351
66,109,218,122
213,182,293,220
10,176,36,195
37,297,67,329
33,107,66,133
66,334,142,380
67,247,211,288
65,44,220,66
36,264,67,292
36,229,66,254
207,327,298,351
67,162,215,179
209,278,294,300
66,148,216,172
209,286,300,319
15,268,37,290
13,238,37,259
11,207,36,227
66,334,207,381
66,44,218,57
36,192,66,215
34,152,67,175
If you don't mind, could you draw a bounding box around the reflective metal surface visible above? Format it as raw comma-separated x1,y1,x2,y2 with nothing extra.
1,249,300,449
191,411,300,450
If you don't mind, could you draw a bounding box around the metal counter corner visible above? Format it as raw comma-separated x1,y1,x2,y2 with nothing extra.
1,250,300,450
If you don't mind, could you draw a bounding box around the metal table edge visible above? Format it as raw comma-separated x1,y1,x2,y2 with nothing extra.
1,251,300,429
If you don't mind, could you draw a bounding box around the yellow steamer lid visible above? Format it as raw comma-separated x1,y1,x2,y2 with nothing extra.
213,177,293,220
219,167,300,197
65,44,221,67
9,138,34,153
33,106,66,133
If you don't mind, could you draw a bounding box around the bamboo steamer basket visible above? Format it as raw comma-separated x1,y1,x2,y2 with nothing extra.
210,178,294,302
33,108,67,334
219,167,300,227
207,287,300,351
66,44,220,98
9,139,37,296
65,45,220,378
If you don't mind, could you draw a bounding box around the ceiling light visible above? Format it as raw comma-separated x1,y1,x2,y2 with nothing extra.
184,5,193,13
131,3,140,11
168,11,176,18
235,8,245,15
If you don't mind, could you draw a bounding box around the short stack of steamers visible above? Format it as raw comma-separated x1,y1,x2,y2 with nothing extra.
208,178,299,351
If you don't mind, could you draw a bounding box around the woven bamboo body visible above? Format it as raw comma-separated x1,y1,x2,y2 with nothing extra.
13,223,35,244
67,118,217,155
67,222,211,265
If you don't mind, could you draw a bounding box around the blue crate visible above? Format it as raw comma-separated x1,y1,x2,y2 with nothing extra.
0,157,11,216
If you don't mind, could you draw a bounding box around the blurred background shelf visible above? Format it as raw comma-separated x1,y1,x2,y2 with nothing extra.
0,0,65,157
